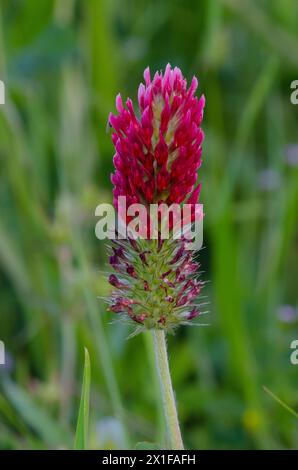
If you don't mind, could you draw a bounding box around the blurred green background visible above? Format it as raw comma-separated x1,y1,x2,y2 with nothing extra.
0,0,298,450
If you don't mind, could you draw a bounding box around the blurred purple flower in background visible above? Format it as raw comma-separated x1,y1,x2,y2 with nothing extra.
285,144,298,167
278,305,298,324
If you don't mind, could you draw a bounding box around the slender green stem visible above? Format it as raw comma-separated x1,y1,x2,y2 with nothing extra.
144,331,164,443
152,330,184,450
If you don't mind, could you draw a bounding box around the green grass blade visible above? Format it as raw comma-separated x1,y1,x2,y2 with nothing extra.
263,386,298,419
74,348,91,450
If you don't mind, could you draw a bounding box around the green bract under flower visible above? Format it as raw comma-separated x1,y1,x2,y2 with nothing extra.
108,237,203,332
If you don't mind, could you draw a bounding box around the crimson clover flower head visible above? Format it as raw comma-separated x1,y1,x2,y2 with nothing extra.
107,65,206,332
109,63,205,209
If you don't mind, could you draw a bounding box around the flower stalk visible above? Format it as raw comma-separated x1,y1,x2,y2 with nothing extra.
153,329,184,450
106,64,206,450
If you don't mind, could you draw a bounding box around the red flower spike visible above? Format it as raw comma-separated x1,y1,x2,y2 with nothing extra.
109,64,205,207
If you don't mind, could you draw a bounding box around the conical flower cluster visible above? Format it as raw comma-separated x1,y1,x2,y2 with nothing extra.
109,63,205,209
107,65,205,332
